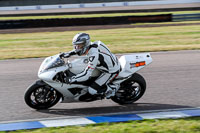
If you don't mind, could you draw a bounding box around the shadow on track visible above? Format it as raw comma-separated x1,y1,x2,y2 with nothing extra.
37,103,192,116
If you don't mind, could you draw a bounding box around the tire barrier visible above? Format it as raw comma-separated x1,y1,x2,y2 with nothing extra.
0,14,172,29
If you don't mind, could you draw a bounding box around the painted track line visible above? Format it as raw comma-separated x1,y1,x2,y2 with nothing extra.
0,108,200,131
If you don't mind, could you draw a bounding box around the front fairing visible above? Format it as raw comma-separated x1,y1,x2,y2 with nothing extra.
38,54,68,81
38,54,100,82
38,54,65,75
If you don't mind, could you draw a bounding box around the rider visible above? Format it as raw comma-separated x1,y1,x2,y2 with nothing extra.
60,33,121,98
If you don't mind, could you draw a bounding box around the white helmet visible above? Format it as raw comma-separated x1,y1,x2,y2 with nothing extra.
72,33,91,56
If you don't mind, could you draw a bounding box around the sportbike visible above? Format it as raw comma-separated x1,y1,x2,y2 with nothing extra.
24,53,152,109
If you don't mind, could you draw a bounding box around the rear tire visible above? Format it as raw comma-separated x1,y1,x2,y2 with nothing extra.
111,73,146,105
24,80,62,110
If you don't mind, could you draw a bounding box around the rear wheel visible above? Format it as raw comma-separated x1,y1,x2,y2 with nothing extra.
111,73,146,104
24,80,62,110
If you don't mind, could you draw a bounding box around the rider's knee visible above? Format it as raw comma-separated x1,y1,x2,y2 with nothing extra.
88,87,97,95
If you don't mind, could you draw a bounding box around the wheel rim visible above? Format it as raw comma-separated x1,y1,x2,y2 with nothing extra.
30,86,58,106
115,81,142,102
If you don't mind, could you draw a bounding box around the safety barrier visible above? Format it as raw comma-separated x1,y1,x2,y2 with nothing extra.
0,14,172,29
0,0,132,7
0,0,199,11
173,13,200,21
0,13,199,29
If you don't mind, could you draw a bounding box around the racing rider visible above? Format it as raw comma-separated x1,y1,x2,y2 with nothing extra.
60,33,121,98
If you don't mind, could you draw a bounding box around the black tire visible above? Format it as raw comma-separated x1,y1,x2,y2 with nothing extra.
24,80,62,110
111,73,146,105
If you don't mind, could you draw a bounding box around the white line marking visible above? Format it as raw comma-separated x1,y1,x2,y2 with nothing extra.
138,111,190,119
40,118,95,127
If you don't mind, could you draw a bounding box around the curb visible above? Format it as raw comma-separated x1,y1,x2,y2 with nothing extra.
0,108,200,131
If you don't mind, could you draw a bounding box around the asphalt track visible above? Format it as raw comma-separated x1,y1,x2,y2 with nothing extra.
0,50,200,123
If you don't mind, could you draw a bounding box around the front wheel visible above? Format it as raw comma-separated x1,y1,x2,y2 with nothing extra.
111,73,146,105
24,80,62,110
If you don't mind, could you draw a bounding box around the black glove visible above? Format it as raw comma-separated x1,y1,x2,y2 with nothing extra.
59,53,70,58
63,53,70,58
59,53,65,58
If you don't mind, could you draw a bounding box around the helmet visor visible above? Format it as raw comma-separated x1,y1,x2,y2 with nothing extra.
73,43,85,53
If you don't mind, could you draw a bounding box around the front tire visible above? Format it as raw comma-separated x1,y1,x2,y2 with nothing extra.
111,73,146,104
24,80,62,110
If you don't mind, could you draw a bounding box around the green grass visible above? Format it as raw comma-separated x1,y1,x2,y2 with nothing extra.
3,117,200,133
0,23,200,60
0,10,200,20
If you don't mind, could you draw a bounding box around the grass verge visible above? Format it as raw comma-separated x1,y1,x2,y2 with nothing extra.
0,10,200,20
0,23,200,60
2,117,200,133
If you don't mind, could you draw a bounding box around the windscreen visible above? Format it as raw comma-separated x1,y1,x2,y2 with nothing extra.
41,55,65,71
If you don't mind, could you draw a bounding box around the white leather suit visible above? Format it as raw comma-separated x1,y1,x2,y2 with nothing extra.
70,41,121,95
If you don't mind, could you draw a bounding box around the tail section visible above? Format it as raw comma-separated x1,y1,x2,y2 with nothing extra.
117,53,153,78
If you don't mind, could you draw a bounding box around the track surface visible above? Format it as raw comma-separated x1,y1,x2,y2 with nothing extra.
0,50,200,123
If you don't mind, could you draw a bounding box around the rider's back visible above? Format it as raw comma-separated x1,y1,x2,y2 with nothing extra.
90,41,120,73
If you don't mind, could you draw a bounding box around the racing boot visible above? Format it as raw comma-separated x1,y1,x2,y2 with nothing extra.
88,87,104,99
105,84,116,99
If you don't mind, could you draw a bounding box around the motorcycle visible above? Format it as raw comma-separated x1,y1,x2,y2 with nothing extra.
24,53,152,110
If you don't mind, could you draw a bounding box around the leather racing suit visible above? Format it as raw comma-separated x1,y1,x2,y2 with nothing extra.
69,41,121,95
